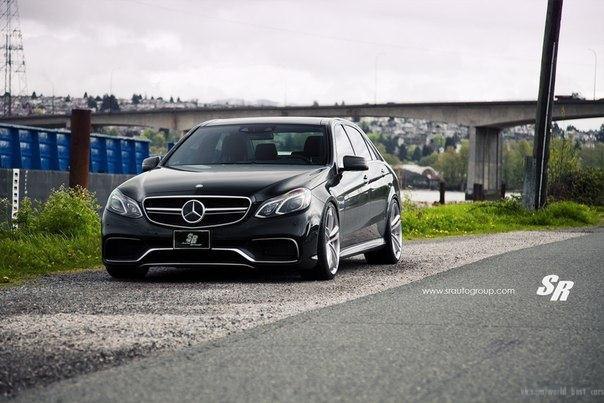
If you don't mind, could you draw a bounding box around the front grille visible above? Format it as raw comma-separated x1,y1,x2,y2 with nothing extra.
143,195,251,228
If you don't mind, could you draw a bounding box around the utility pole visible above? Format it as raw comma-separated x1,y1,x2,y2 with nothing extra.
1,0,27,116
588,48,597,100
523,0,563,210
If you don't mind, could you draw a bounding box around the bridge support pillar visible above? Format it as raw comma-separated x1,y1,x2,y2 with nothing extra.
466,126,503,200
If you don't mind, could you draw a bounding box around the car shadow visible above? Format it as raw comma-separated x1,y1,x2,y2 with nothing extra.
132,258,368,285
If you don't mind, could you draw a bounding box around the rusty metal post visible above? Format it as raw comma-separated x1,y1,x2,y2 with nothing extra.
69,109,91,189
439,181,445,204
473,183,484,201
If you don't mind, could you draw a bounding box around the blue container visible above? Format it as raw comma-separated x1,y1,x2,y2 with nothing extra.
56,131,71,171
0,123,150,174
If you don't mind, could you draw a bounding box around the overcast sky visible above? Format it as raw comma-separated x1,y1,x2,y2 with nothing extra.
19,0,604,129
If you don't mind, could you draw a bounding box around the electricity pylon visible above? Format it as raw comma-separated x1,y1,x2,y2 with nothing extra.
1,0,27,116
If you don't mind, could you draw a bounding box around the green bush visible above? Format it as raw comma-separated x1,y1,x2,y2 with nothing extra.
15,186,100,237
548,166,604,206
1,187,101,283
546,137,604,206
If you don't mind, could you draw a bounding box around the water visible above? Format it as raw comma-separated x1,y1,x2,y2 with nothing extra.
402,189,466,203
402,189,520,203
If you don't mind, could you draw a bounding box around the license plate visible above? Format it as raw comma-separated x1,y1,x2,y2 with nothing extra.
173,230,210,249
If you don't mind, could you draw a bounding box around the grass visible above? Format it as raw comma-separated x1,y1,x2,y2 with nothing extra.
0,186,102,285
0,231,100,285
403,198,599,240
0,190,599,285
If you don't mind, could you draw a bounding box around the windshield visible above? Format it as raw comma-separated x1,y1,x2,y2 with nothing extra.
165,124,328,166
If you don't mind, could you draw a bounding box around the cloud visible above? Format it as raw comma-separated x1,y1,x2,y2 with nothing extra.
14,0,604,128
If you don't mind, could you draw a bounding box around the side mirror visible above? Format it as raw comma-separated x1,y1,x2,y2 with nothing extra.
342,155,368,171
142,156,161,172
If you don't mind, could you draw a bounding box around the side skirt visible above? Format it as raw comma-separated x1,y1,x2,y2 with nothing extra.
339,238,385,259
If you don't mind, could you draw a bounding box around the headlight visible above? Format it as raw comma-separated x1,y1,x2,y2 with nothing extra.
106,189,143,218
255,188,312,218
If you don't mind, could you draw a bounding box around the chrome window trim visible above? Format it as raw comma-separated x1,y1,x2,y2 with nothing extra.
142,195,252,229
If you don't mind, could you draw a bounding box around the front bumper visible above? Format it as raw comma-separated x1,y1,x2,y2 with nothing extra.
101,198,323,271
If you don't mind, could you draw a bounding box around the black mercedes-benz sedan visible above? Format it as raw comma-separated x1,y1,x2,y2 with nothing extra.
102,117,402,280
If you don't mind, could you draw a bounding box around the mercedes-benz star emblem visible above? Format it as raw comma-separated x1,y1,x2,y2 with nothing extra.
181,200,205,224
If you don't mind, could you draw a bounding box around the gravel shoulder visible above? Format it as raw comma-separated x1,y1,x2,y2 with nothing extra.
0,229,593,397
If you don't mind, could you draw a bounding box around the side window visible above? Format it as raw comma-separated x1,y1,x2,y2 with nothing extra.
344,126,372,160
334,125,355,167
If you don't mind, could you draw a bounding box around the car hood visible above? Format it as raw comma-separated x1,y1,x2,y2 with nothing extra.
119,164,332,201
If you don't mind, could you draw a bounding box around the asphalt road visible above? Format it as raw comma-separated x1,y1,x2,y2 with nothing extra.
9,228,603,402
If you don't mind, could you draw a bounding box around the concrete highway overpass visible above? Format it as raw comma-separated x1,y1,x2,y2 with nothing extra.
1,100,603,132
2,100,603,199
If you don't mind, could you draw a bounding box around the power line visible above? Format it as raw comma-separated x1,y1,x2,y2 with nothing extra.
110,0,593,67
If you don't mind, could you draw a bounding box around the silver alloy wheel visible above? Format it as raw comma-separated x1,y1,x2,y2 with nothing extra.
324,205,340,274
390,203,402,259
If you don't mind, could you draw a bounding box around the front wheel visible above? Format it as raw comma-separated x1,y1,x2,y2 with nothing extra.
105,265,149,280
300,203,340,280
365,200,402,264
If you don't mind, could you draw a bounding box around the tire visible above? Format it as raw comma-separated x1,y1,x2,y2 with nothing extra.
300,203,340,281
105,265,149,280
364,199,402,264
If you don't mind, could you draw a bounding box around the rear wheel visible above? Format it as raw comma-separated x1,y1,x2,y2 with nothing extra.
364,199,402,264
300,203,340,280
105,265,149,280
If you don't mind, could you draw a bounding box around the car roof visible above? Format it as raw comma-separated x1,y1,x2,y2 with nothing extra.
202,116,349,127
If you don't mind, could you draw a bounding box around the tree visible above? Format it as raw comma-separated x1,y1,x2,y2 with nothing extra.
65,95,71,102
131,94,142,105
596,123,604,143
87,97,98,109
374,143,401,167
548,137,581,184
503,140,532,190
580,143,604,169
169,96,174,103
31,91,37,99
83,92,88,99
434,140,469,190
444,136,456,150
421,143,434,157
431,134,445,150
396,144,408,162
547,137,603,205
411,146,422,162
419,153,438,167
99,94,120,112
140,128,169,156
